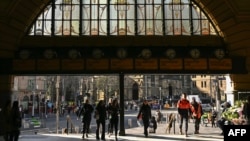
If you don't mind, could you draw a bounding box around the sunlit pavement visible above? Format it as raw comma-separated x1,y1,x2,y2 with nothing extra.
19,122,224,141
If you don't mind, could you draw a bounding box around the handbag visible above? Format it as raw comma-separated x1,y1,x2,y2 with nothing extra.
94,110,99,120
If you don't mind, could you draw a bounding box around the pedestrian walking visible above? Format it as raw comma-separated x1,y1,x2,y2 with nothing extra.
79,99,94,139
177,93,191,137
107,98,112,135
190,97,203,134
243,95,250,125
2,99,12,141
137,99,152,137
94,100,107,140
10,101,22,141
107,98,120,140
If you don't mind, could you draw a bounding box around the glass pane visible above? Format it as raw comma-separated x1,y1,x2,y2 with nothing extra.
127,20,135,35
110,20,118,35
182,20,191,35
28,0,219,36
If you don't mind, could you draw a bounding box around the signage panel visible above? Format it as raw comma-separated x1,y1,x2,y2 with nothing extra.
111,59,133,70
12,59,36,71
62,59,84,70
160,58,183,70
135,59,158,70
209,58,232,70
37,59,60,70
86,59,109,70
184,58,207,70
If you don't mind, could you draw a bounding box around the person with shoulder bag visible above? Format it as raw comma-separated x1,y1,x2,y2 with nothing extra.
190,97,203,134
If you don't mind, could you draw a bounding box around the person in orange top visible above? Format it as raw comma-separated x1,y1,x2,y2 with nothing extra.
190,97,203,134
177,93,191,136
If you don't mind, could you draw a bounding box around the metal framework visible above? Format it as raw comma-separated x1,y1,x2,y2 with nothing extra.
29,0,218,36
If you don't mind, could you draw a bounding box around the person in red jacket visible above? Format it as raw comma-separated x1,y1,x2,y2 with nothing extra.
177,93,191,137
190,97,203,134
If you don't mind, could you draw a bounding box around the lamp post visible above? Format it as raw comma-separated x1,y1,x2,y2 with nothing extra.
32,77,37,117
159,87,162,111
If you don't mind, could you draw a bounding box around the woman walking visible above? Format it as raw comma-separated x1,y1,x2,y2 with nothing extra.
108,98,120,139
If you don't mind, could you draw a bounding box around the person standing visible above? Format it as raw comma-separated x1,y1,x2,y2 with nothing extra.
10,101,22,141
137,99,152,137
80,99,94,139
108,98,120,139
243,95,250,125
177,93,191,137
2,99,12,141
190,97,203,134
95,100,107,140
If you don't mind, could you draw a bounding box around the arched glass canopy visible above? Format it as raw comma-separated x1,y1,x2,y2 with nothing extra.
29,0,218,36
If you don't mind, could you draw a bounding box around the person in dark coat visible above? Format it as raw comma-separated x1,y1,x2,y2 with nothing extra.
108,98,120,139
95,100,107,140
79,98,94,139
137,99,152,137
2,99,12,141
10,101,22,141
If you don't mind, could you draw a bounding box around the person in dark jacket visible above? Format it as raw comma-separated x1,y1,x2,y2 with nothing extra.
177,93,191,137
137,99,152,137
95,100,107,140
108,98,120,139
79,98,94,139
2,99,12,141
10,101,22,141
243,95,250,125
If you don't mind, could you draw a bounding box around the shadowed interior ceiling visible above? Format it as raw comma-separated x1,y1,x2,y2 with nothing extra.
0,0,250,91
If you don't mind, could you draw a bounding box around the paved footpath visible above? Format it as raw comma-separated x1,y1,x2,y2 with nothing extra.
19,121,224,141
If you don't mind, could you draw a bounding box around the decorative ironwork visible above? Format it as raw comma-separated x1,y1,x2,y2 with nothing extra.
29,0,219,36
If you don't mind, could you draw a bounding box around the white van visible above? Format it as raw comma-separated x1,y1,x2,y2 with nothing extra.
187,95,201,103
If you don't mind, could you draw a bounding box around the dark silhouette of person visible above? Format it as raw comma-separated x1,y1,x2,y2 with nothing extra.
108,98,120,140
137,99,152,137
10,101,22,141
79,98,94,139
107,98,112,135
95,100,107,140
243,95,250,125
2,99,12,141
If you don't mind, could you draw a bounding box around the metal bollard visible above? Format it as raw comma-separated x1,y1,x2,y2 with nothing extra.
66,115,70,135
128,119,132,128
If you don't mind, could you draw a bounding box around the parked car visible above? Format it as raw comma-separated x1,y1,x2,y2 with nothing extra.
201,103,213,112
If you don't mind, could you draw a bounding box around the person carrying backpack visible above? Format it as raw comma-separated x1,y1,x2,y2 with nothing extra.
177,93,191,137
